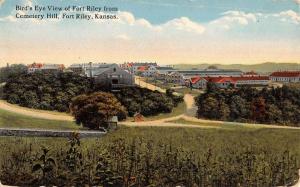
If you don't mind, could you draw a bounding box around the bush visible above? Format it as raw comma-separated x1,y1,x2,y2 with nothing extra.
3,72,183,118
113,87,182,117
195,85,300,126
70,92,127,129
3,72,92,112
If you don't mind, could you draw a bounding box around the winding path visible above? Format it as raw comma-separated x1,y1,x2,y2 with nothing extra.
0,100,74,121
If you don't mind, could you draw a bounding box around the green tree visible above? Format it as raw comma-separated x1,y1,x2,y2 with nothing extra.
197,96,219,119
251,97,266,122
218,100,230,120
230,95,249,120
0,64,27,83
70,92,127,129
280,100,299,124
265,104,282,124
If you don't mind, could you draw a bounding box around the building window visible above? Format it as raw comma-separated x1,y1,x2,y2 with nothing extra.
113,68,116,72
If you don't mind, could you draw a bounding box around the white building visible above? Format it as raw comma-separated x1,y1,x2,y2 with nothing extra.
190,76,270,89
27,63,65,73
142,65,157,77
270,71,300,83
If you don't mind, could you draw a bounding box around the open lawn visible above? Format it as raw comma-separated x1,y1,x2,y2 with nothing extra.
0,109,81,130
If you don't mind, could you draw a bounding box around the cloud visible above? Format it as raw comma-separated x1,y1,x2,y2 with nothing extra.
93,11,204,34
163,17,205,34
294,0,300,4
276,10,300,24
115,34,131,41
0,0,5,7
210,11,258,30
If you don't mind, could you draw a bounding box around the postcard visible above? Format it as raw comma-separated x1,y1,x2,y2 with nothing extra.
0,0,299,186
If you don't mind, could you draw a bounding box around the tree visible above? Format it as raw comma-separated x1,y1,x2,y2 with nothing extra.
265,104,282,124
218,99,230,120
206,82,219,93
70,92,127,130
0,64,27,83
230,95,249,120
3,72,93,112
251,97,266,122
280,100,299,124
197,96,219,119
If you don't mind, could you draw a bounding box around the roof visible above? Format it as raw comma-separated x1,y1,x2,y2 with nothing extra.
28,63,43,68
130,62,157,66
42,64,65,70
204,77,235,83
233,76,269,81
190,76,202,84
137,66,148,71
69,64,86,68
244,71,258,76
156,66,174,70
28,63,65,69
270,71,300,77
191,76,269,84
89,63,119,76
168,71,181,75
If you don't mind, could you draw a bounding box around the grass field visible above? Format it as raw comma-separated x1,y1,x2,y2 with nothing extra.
167,118,267,130
0,109,81,130
173,87,203,96
1,100,300,185
1,125,299,164
0,122,300,185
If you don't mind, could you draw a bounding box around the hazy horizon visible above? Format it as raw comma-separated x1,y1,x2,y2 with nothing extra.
1,0,300,66
1,61,300,68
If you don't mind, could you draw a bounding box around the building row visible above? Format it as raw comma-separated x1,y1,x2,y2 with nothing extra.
189,71,300,89
27,62,135,89
27,63,65,73
26,62,300,90
190,76,270,89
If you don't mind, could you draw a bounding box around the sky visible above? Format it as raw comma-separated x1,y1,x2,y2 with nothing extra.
0,0,300,66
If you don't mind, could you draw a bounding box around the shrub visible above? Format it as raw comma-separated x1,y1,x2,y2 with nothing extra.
195,85,300,126
70,92,127,129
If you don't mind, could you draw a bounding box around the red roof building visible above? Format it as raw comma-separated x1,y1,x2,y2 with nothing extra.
137,66,149,72
27,63,65,73
270,71,300,83
190,76,270,89
27,63,43,68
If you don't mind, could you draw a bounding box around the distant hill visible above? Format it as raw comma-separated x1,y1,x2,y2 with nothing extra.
172,62,300,73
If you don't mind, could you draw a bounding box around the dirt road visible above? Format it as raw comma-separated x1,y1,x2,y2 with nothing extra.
0,100,74,121
135,76,166,93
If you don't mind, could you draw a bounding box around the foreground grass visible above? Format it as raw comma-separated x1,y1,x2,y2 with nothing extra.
0,126,300,186
1,125,299,162
167,118,268,130
0,109,81,130
1,125,299,166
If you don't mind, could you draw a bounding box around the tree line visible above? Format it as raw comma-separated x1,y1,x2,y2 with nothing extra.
0,64,27,83
195,83,300,127
3,72,183,127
